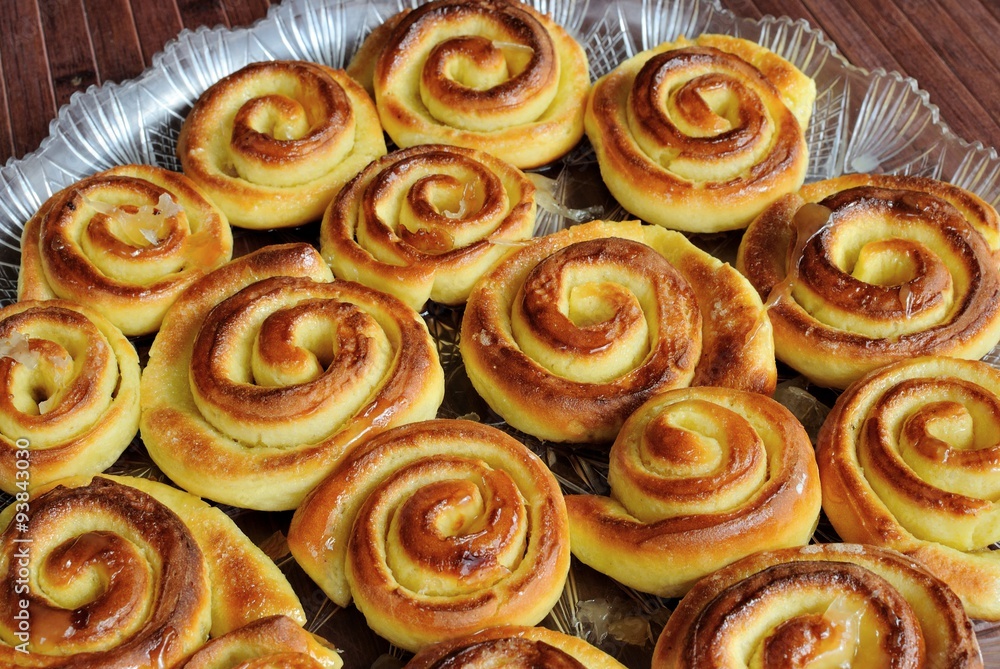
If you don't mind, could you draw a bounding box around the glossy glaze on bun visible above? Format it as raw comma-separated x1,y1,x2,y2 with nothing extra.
652,543,982,669
586,34,814,232
461,219,776,443
818,355,1000,620
140,243,444,511
178,60,386,229
288,419,570,652
737,173,1000,389
354,0,590,168
18,164,232,336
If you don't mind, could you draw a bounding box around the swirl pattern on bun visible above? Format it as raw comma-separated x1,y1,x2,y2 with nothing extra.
460,219,776,443
0,300,140,495
737,173,1000,389
652,543,982,669
140,244,444,511
18,164,232,336
321,144,536,310
586,34,814,232
180,616,342,669
567,386,821,597
404,626,628,669
0,475,305,667
354,0,590,168
288,419,570,652
178,60,386,229
818,355,1000,620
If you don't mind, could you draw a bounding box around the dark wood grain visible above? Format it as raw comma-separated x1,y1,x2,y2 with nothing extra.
221,0,272,27
129,2,183,67
3,0,1000,164
40,0,97,107
176,0,231,30
0,0,55,160
83,0,144,83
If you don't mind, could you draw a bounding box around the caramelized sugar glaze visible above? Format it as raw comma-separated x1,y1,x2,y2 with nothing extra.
140,244,444,511
652,544,982,669
0,301,139,494
288,419,570,652
0,475,306,667
566,386,821,597
461,219,775,443
18,165,232,336
586,34,814,233
354,0,590,169
404,626,627,668
321,144,536,310
178,61,386,229
818,355,1000,620
738,173,1000,389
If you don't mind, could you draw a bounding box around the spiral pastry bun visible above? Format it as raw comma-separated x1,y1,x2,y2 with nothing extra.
567,386,821,597
818,355,1000,620
181,616,342,669
18,164,232,336
651,543,982,669
140,243,444,511
737,173,1000,389
0,475,305,667
460,219,776,443
288,419,571,652
0,300,139,495
585,34,814,233
404,626,628,669
321,144,536,310
178,60,386,229
355,0,590,169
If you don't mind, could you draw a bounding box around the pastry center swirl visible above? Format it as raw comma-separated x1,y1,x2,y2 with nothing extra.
189,276,392,449
511,237,701,384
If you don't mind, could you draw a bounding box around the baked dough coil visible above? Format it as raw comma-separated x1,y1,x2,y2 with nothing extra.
18,164,233,336
585,34,814,233
180,616,342,669
460,219,776,443
321,144,536,310
357,0,590,169
736,173,1000,389
0,300,139,495
817,356,1000,620
140,243,444,511
288,419,571,652
178,61,386,229
566,386,821,597
651,543,982,669
0,475,305,668
404,626,628,669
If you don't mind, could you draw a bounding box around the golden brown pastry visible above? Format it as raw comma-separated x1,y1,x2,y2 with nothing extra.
404,626,628,669
818,355,1000,620
460,219,776,443
140,243,444,511
178,60,386,229
737,173,1000,389
180,616,342,669
566,386,821,597
320,144,536,310
0,475,304,667
0,300,140,495
18,164,232,336
288,419,571,652
586,34,814,233
652,543,982,669
354,0,590,169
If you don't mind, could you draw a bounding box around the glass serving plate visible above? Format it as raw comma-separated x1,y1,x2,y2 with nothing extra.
2,0,1000,667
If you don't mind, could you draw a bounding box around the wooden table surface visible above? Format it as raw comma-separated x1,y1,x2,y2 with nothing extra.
1,0,997,166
